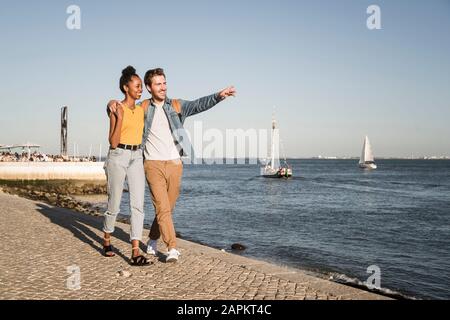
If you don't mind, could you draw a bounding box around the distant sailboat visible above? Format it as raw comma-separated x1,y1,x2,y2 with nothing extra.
260,114,292,178
359,136,377,170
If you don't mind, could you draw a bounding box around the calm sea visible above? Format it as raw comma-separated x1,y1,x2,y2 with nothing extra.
119,159,450,299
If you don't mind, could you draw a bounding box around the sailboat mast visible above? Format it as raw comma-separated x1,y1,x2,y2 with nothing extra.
360,136,367,164
271,117,276,169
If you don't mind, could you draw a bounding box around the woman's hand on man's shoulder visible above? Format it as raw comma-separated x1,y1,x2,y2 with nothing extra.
139,99,150,111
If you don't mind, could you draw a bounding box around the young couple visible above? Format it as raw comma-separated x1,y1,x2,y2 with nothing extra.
102,66,235,266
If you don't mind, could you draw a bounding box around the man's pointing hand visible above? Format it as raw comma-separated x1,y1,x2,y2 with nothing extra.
218,86,236,100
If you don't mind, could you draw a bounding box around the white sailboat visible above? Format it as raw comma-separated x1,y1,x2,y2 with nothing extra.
260,114,292,178
359,136,377,170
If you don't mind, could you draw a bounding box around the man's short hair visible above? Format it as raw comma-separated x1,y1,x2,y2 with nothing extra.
144,68,166,86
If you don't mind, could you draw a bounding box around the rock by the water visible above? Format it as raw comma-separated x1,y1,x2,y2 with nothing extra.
47,196,58,205
231,243,246,251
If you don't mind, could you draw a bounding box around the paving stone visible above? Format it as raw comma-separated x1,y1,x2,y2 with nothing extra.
0,192,391,300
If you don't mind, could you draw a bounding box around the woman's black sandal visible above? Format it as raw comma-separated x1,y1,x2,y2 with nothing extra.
103,236,115,257
130,247,150,266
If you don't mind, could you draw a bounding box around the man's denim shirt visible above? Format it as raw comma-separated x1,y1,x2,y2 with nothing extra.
141,93,222,158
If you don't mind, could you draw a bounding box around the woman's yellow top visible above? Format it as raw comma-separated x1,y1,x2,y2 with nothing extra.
120,105,144,145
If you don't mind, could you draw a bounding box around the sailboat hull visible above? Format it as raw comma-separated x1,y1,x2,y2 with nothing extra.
262,173,293,178
262,174,293,178
261,167,293,178
359,163,377,170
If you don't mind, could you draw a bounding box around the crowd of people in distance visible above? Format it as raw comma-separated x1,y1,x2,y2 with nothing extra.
0,152,97,163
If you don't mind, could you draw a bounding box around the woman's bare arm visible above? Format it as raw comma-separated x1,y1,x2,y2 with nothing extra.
108,107,123,148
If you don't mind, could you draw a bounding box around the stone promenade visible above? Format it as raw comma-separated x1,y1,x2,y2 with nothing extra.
0,191,389,300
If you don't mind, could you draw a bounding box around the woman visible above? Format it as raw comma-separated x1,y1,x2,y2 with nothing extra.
103,66,149,266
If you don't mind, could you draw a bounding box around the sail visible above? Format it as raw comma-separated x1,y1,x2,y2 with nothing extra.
365,136,374,162
272,127,280,169
360,136,374,164
359,138,365,164
268,118,280,169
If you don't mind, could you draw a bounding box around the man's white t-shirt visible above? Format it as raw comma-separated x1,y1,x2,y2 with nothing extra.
144,103,180,161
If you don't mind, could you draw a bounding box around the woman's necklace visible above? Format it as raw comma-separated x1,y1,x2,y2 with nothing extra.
123,102,136,114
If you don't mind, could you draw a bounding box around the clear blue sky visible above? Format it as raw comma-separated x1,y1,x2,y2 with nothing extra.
1,0,449,158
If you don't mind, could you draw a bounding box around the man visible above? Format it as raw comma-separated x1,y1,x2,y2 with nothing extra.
109,68,235,262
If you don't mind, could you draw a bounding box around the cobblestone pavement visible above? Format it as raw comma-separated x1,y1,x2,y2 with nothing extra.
0,191,389,300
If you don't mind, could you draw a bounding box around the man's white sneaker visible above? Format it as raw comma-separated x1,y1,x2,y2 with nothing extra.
146,239,157,256
166,249,181,263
